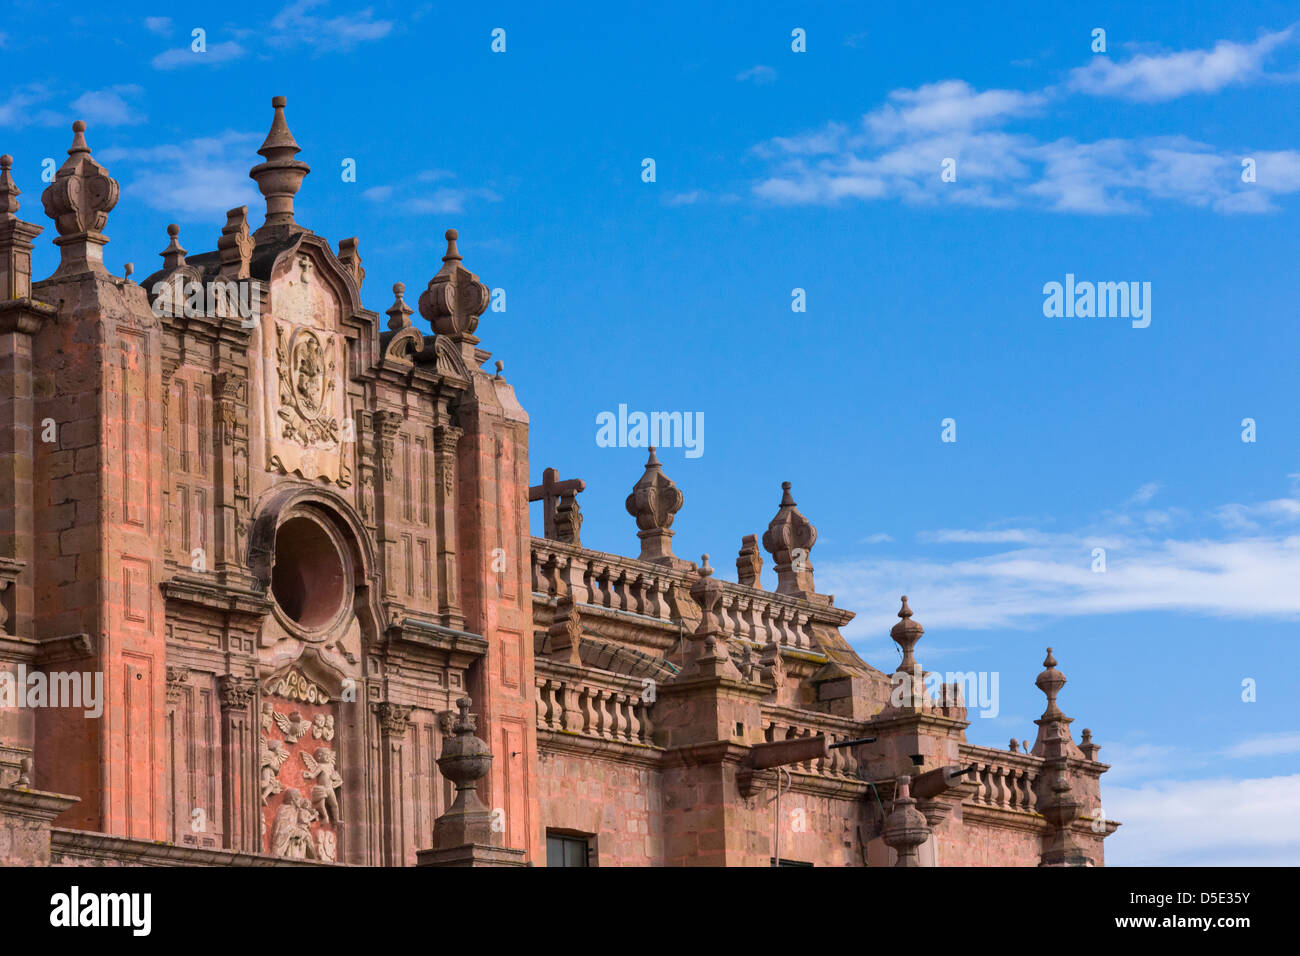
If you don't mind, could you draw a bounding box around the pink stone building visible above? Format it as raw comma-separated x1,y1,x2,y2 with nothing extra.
0,100,1119,867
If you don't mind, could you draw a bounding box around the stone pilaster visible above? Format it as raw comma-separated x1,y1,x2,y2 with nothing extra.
218,675,258,853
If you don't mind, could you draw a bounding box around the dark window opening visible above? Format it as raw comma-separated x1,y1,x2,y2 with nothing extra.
547,832,592,867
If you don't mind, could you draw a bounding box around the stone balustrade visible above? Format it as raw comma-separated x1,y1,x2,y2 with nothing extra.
532,538,837,652
960,744,1042,814
759,707,864,779
535,671,656,748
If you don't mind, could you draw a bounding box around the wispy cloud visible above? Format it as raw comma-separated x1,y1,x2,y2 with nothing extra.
267,0,393,52
1069,27,1298,102
362,172,499,215
70,85,146,126
736,65,776,85
152,41,246,70
820,483,1300,639
1107,774,1300,865
749,28,1300,215
100,131,262,216
143,16,172,36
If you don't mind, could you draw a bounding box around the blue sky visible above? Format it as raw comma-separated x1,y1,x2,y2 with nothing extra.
2,1,1298,864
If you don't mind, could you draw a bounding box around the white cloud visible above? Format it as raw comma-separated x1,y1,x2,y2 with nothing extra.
1128,482,1161,506
1106,774,1300,865
1068,27,1297,102
866,80,1045,139
101,132,261,216
70,85,145,127
736,65,776,85
749,28,1300,215
819,483,1300,639
152,41,246,70
1221,731,1300,758
143,17,172,35
268,0,393,52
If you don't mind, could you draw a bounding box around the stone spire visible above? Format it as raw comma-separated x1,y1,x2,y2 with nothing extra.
418,229,490,364
625,446,685,565
761,482,817,597
249,96,310,234
159,224,187,270
0,154,44,300
386,282,413,331
40,121,120,277
1031,648,1087,865
736,534,762,589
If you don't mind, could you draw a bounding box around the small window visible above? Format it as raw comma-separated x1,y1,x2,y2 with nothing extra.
547,832,591,867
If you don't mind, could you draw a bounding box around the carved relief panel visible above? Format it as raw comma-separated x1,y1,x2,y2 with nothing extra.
263,253,352,487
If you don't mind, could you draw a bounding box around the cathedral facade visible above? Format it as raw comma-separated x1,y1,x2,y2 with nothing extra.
0,99,1118,867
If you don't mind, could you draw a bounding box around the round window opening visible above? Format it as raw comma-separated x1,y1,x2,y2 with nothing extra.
270,515,347,631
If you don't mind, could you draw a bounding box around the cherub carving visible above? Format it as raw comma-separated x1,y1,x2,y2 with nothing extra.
261,701,274,734
301,747,343,823
259,736,290,804
273,709,311,744
312,713,335,741
270,787,318,860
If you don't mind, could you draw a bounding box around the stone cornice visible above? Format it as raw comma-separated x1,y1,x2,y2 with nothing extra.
537,728,664,768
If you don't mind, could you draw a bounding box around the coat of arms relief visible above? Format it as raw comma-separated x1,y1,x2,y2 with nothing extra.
264,253,352,486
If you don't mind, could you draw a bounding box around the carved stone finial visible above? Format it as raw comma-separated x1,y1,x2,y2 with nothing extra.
684,555,740,679
418,228,490,361
0,156,44,300
249,95,310,232
217,206,254,279
386,282,413,331
432,696,499,849
1035,647,1067,721
762,481,818,597
1079,727,1101,761
160,223,186,270
336,236,364,291
0,154,20,218
882,775,931,867
41,120,120,276
736,534,762,589
625,446,685,564
16,756,32,788
889,596,924,675
494,360,504,379
1009,738,1020,753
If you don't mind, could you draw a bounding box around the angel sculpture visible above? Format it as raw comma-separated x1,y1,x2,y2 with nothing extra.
312,713,335,741
259,736,291,804
260,702,275,734
301,747,343,823
270,788,318,860
273,709,311,744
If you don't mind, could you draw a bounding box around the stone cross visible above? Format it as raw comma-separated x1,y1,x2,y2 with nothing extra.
528,467,586,544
